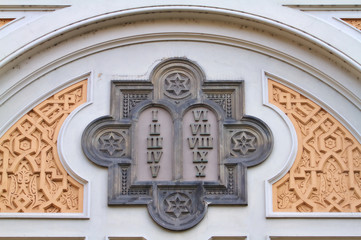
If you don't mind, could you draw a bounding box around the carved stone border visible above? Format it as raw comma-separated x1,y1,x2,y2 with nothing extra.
82,58,273,230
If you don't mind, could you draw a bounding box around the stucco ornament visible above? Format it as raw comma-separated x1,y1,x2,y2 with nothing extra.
270,80,361,213
82,58,273,230
0,81,87,213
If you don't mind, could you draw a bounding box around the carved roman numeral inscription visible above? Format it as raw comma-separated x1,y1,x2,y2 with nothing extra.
147,110,163,178
187,110,213,177
81,60,273,231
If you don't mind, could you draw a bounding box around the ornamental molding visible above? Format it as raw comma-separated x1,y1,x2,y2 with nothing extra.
264,72,361,218
82,58,273,230
1,6,360,112
0,80,89,217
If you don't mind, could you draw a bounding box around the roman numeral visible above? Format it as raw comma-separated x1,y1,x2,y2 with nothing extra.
187,137,213,149
150,165,160,178
147,137,163,149
147,151,163,163
195,165,206,177
192,110,208,122
190,123,210,136
193,151,208,163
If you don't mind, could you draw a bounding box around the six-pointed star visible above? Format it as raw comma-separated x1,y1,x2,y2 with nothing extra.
165,73,190,96
232,132,256,155
99,132,124,156
166,193,190,218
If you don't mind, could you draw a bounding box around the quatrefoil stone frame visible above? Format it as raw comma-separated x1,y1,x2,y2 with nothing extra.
82,58,273,230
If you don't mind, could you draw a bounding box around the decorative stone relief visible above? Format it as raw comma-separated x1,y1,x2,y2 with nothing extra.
0,81,87,213
270,80,361,212
82,58,273,230
182,107,218,181
205,93,232,118
230,131,257,156
342,18,361,31
122,93,149,118
98,131,127,157
164,72,191,99
136,107,173,181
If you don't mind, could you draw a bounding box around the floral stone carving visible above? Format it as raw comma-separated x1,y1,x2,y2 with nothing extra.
270,79,361,213
82,58,273,230
0,81,87,213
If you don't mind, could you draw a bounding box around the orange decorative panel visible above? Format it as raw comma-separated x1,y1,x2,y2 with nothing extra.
270,80,361,212
342,18,361,31
0,19,15,27
0,81,87,213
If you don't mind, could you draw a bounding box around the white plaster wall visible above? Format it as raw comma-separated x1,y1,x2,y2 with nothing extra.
0,1,361,240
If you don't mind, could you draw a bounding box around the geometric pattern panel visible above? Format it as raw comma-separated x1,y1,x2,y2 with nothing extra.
0,80,87,213
342,18,361,31
270,80,361,212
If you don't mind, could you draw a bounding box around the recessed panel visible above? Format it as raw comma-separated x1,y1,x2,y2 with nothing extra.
136,107,173,181
182,107,218,181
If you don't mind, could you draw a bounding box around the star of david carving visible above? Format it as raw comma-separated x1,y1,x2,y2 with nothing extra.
99,132,124,156
232,132,257,155
82,58,273,231
165,193,190,218
165,73,190,96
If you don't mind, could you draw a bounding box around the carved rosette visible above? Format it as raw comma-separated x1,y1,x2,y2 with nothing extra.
231,131,257,156
270,80,361,213
148,186,207,230
165,193,191,218
164,72,191,99
82,59,273,230
0,80,87,213
98,131,126,157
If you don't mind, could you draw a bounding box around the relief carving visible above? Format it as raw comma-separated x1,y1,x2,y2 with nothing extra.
147,110,163,178
187,109,213,178
164,192,191,218
137,107,173,181
270,80,361,212
99,131,126,157
0,81,86,213
122,93,149,118
164,73,191,99
231,131,257,156
205,93,232,118
82,58,273,230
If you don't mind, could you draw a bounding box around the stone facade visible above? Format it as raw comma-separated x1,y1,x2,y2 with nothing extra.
0,0,360,239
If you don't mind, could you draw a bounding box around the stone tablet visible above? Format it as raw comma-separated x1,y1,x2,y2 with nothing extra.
82,58,273,230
